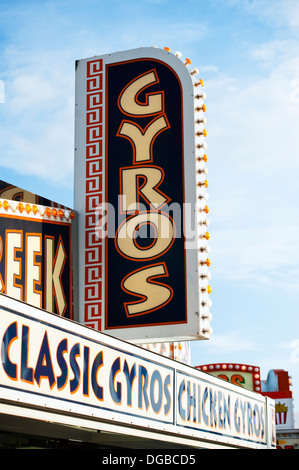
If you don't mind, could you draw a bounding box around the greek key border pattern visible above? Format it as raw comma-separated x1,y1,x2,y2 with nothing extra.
84,58,103,330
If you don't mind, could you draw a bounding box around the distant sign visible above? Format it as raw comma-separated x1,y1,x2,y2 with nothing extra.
74,47,211,342
196,363,262,393
0,198,74,319
0,294,276,449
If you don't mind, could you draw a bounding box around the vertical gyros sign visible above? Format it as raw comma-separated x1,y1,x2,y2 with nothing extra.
74,47,212,342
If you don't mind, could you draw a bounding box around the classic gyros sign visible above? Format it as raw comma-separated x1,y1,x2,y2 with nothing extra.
0,295,275,449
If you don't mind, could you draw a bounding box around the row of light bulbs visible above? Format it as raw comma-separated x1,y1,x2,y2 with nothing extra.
191,61,212,337
162,47,212,338
0,198,75,221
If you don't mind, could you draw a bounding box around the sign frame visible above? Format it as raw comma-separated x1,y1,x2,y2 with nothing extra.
74,47,210,342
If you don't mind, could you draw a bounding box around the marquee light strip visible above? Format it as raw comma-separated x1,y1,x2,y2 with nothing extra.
162,47,212,338
195,363,262,393
0,199,75,222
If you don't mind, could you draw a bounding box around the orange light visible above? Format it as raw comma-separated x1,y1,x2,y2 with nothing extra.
203,154,208,162
184,58,192,66
202,104,207,112
200,258,211,267
0,201,2,209
3,201,9,210
25,204,31,214
205,232,210,240
32,205,38,215
163,46,171,51
45,207,51,217
52,208,57,217
58,209,64,218
194,79,204,87
196,129,207,137
18,203,24,213
207,285,212,294
70,211,75,220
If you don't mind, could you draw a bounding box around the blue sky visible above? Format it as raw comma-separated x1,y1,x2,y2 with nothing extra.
1,0,299,424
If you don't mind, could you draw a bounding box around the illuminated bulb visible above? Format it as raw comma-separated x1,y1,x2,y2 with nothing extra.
198,205,209,214
199,232,210,240
70,212,75,220
197,180,209,188
52,208,57,217
194,79,204,87
18,203,24,213
163,46,171,51
196,155,208,166
195,104,207,112
184,58,192,66
25,204,31,214
58,209,64,218
32,205,38,215
45,207,51,217
196,129,207,137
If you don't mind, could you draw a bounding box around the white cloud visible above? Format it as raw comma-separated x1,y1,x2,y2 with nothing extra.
192,331,260,356
203,33,299,290
0,46,75,185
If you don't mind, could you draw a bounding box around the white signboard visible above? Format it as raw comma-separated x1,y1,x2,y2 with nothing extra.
0,295,275,448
